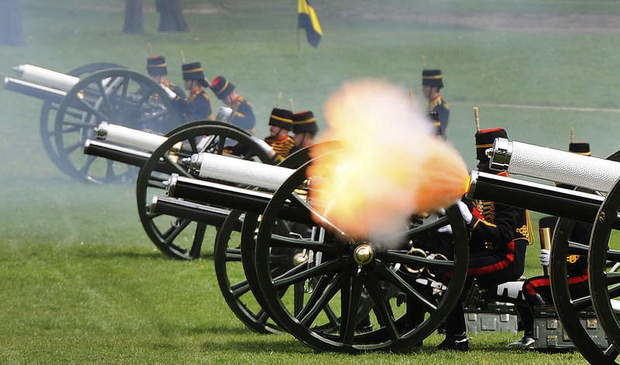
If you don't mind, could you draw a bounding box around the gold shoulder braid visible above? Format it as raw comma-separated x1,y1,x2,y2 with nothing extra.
521,210,534,244
476,200,496,223
566,254,580,264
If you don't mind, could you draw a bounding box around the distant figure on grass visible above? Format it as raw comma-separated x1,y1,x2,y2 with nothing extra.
291,110,319,154
146,55,186,99
174,62,212,122
264,108,296,162
210,76,256,132
422,69,449,138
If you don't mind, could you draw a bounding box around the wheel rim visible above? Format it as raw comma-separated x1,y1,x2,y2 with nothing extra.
136,124,272,260
54,69,182,183
589,167,620,359
211,143,326,332
550,150,620,364
253,156,469,352
39,62,125,175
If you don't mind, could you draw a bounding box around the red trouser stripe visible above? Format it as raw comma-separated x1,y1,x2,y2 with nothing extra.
467,241,516,276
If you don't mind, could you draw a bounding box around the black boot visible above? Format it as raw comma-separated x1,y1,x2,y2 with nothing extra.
437,332,469,351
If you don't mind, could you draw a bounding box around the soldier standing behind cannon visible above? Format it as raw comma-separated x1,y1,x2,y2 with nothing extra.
290,110,319,154
509,141,593,349
173,62,212,122
146,55,186,99
264,108,296,162
209,76,256,132
422,69,449,138
438,128,530,351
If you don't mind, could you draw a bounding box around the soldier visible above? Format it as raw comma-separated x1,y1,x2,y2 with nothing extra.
174,61,212,122
265,108,296,162
291,110,319,153
146,55,186,99
509,142,593,349
438,127,530,351
422,69,449,138
209,75,256,131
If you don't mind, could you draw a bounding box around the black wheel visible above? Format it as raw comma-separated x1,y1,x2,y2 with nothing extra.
136,124,273,260
588,162,620,359
212,144,326,334
39,62,124,175
252,155,469,352
550,151,620,364
54,69,182,183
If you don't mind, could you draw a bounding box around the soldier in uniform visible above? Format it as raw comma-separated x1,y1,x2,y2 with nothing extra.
509,142,593,348
438,128,530,351
146,55,186,99
291,110,319,154
174,62,212,122
264,108,296,162
422,69,449,138
210,75,256,131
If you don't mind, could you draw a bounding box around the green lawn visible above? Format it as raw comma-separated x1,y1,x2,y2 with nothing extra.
2,1,617,363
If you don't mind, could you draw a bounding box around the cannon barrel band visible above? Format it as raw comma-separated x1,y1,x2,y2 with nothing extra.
467,170,615,225
488,138,620,193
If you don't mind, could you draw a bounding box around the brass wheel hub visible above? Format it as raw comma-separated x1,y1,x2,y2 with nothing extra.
353,244,375,266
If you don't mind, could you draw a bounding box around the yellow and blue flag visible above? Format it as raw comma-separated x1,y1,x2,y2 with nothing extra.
297,0,323,47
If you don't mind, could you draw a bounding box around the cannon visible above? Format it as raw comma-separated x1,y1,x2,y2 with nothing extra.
150,147,469,352
81,120,275,260
471,138,620,363
4,63,182,182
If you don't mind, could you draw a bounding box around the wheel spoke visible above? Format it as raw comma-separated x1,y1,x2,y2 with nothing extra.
95,80,112,115
339,270,363,345
225,248,242,262
377,264,438,311
294,283,305,316
607,249,620,262
570,295,592,310
77,98,108,121
189,223,207,258
384,250,454,268
163,219,191,244
604,344,619,359
231,280,251,298
366,274,399,341
63,141,82,154
296,273,339,326
79,155,97,175
269,234,338,252
290,192,351,241
105,159,116,180
567,241,589,253
273,258,347,289
256,309,269,325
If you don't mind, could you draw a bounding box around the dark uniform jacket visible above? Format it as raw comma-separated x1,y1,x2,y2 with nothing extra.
428,95,449,138
229,96,256,131
175,88,212,122
540,216,590,277
468,198,530,253
264,135,295,162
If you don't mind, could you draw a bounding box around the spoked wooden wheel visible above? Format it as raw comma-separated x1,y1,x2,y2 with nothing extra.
212,145,320,334
253,156,469,352
550,151,620,364
54,69,182,183
588,168,620,359
39,62,124,175
136,123,273,260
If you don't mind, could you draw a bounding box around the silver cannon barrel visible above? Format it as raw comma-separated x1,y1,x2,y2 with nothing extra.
94,122,168,152
489,138,620,193
185,153,293,191
3,77,66,103
12,64,79,92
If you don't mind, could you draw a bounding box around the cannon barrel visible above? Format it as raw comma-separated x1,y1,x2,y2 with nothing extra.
468,171,606,223
166,174,312,224
3,77,66,103
94,122,168,152
185,153,294,191
83,139,178,174
489,138,620,193
12,64,79,92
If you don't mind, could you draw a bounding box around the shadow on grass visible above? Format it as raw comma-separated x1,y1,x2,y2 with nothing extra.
76,250,215,261
202,338,308,354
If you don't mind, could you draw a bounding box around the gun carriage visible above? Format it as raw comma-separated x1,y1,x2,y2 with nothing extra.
4,63,182,182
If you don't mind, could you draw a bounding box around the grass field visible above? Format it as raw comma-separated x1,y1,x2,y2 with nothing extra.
1,1,619,363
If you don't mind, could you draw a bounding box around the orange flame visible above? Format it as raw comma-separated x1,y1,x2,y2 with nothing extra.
308,79,469,239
